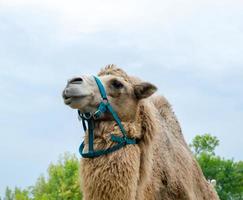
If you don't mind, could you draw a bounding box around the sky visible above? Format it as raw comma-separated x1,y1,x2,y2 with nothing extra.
0,0,243,197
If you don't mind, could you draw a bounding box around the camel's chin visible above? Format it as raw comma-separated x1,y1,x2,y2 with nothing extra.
64,97,72,105
65,99,85,109
63,96,95,111
69,104,81,109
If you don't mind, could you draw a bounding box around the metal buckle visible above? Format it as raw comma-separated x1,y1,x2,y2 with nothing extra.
83,113,92,120
93,110,102,120
102,98,108,104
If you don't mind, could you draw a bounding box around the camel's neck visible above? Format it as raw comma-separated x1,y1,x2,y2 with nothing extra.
93,120,117,138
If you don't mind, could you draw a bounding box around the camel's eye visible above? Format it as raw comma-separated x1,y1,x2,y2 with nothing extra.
111,80,124,89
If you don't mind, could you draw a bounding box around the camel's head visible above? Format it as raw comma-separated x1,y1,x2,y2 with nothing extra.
62,65,157,121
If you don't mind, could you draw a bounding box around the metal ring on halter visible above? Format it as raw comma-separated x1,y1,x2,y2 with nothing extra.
82,113,92,120
93,110,102,120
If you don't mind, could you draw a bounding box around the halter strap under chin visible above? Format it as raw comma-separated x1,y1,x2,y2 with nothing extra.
78,76,138,158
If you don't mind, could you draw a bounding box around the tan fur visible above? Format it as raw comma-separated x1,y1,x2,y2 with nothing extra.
80,65,219,200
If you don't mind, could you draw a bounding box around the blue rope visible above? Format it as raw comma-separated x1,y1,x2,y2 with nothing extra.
94,76,108,100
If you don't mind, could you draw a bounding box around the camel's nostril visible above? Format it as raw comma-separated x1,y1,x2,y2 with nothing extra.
69,77,83,84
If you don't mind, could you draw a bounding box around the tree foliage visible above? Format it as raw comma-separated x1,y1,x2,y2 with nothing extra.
190,134,243,200
2,153,82,200
189,133,219,155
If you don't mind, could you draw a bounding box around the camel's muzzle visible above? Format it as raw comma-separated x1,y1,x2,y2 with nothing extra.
63,76,85,98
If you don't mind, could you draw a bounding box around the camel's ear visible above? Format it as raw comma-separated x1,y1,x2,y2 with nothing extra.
134,82,157,99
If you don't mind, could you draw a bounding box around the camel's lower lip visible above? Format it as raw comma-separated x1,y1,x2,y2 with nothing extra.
64,97,72,105
63,95,88,105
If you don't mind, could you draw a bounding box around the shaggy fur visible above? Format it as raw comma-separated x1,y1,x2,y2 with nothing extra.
79,65,219,200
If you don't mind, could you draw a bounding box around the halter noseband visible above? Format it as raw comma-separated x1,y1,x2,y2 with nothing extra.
78,76,138,158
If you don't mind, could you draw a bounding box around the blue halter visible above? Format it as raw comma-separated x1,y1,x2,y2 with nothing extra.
78,76,138,158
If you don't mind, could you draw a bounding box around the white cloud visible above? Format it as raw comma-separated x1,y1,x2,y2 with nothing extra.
2,0,243,71
3,0,242,35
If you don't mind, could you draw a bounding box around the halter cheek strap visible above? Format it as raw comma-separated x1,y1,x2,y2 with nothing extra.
78,76,138,158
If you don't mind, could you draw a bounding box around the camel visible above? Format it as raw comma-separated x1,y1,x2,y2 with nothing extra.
62,64,219,200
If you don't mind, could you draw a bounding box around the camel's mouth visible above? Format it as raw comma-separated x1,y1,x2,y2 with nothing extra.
62,91,88,105
64,96,72,105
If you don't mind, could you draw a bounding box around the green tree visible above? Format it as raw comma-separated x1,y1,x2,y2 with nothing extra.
2,153,82,200
190,134,243,200
3,186,31,200
190,133,219,155
32,153,82,200
4,187,14,200
14,187,31,200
